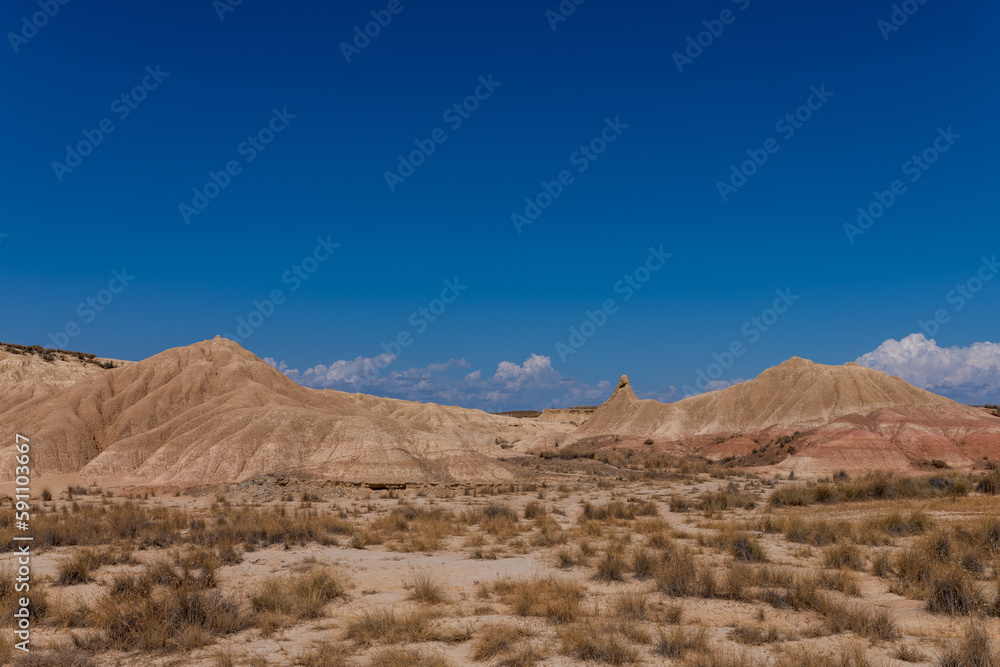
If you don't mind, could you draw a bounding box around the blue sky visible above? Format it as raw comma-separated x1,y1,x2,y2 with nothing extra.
2,0,998,409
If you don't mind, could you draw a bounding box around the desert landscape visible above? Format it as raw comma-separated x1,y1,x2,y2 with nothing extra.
2,339,999,667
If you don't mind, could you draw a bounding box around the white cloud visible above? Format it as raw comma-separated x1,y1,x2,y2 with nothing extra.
266,353,612,411
856,333,1000,403
264,353,394,389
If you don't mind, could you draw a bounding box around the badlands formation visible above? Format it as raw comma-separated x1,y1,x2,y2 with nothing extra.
0,338,998,488
575,360,1000,473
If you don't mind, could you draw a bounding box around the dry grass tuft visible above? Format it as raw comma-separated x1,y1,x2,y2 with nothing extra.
344,607,436,645
594,550,627,582
404,571,447,604
296,640,351,667
492,576,585,624
655,625,708,658
823,543,866,571
370,647,450,667
470,623,531,661
822,598,900,641
250,567,348,619
559,623,640,664
611,589,648,623
940,621,1000,667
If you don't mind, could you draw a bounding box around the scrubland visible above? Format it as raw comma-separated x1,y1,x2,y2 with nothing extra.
2,461,1000,666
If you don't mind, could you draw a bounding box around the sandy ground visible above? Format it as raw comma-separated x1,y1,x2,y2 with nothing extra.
2,466,998,666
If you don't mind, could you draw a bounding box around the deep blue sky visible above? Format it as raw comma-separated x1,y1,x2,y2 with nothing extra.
2,0,998,409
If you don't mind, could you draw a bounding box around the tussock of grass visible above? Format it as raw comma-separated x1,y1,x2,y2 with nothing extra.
470,623,531,661
523,501,545,519
822,598,900,641
404,571,447,604
370,647,450,667
774,640,873,667
655,625,708,658
816,569,861,597
250,568,348,619
654,548,699,597
492,576,584,623
344,607,436,645
54,546,136,586
631,548,658,579
296,640,351,667
940,621,1000,667
926,566,983,615
559,623,640,664
893,644,928,663
594,550,627,582
700,483,758,513
823,543,865,571
611,589,648,623
708,530,768,563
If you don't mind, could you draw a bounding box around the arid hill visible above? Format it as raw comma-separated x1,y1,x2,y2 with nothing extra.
0,342,123,414
3,340,997,484
573,358,1000,473
0,337,562,486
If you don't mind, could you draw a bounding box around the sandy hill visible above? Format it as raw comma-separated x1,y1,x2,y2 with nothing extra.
0,342,125,414
0,337,555,486
576,359,1000,473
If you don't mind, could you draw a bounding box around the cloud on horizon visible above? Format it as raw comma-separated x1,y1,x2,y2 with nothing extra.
856,333,1000,403
265,353,614,411
265,333,1000,411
